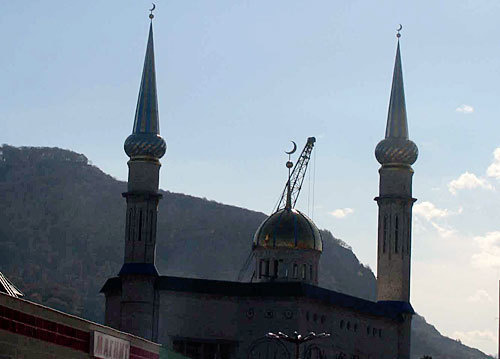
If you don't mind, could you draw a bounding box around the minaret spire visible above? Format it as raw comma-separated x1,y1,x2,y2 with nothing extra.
124,4,166,161
385,39,408,139
132,22,159,135
375,27,418,167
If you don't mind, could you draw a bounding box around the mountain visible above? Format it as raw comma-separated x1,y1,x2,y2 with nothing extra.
0,145,492,359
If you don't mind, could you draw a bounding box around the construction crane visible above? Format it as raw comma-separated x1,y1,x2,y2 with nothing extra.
237,137,316,282
273,136,316,213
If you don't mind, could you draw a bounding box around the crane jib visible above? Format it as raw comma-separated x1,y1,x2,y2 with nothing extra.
274,137,316,212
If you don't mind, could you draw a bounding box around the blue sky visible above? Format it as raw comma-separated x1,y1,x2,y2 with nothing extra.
2,0,500,354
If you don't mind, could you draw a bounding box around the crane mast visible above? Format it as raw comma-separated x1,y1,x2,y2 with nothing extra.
274,136,316,212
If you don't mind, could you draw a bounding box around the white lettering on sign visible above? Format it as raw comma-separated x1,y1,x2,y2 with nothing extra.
93,331,130,359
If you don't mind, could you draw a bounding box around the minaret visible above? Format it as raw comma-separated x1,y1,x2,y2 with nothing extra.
374,28,417,359
374,29,418,304
119,8,166,340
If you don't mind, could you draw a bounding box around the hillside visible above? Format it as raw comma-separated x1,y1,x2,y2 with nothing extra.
0,145,492,359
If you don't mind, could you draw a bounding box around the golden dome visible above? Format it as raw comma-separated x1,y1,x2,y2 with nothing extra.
253,208,322,251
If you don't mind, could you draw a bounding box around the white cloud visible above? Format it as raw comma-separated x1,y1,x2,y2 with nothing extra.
431,222,456,238
487,148,500,179
456,104,474,114
472,231,500,268
448,172,493,195
467,289,493,303
329,208,354,219
453,330,496,347
414,201,449,221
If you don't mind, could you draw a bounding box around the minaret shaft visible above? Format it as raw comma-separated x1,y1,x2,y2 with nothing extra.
376,167,415,302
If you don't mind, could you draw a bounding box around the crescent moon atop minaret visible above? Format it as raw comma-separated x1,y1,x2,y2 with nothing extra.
397,24,402,31
150,3,156,12
285,141,297,155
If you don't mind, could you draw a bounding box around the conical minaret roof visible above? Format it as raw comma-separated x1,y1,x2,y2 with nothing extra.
124,19,166,160
375,37,418,166
133,23,159,135
385,41,408,139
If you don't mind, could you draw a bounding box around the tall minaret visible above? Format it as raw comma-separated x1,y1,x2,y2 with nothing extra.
375,29,418,304
119,8,166,340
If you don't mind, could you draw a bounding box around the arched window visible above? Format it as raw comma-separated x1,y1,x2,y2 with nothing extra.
340,320,344,329
127,209,133,241
259,260,264,278
149,210,154,242
394,215,399,253
301,264,307,279
383,215,387,253
273,260,279,278
407,213,411,255
137,210,143,242
293,264,298,278
309,265,313,281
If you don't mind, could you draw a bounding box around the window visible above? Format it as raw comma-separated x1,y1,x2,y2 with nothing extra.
309,265,313,280
407,213,411,255
302,264,307,280
383,215,387,253
259,260,269,278
367,326,370,335
354,323,358,332
340,320,344,329
127,209,133,241
273,260,279,278
137,210,143,241
172,339,235,359
394,215,399,253
149,210,154,242
293,264,298,278
346,321,350,330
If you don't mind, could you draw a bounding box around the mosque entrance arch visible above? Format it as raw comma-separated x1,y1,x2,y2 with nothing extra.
247,338,290,359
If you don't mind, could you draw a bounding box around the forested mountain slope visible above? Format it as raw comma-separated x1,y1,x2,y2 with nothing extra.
0,145,492,359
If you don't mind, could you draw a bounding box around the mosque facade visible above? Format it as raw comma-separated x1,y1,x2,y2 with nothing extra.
101,16,418,359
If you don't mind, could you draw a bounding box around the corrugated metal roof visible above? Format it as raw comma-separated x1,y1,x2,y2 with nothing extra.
0,272,24,298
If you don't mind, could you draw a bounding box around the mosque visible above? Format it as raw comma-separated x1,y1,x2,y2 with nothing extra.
101,12,419,359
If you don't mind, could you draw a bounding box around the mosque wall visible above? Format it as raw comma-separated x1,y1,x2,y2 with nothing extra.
155,289,402,359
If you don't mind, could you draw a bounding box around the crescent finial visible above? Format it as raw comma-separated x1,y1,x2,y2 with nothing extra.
149,3,156,20
396,24,402,38
285,141,297,155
